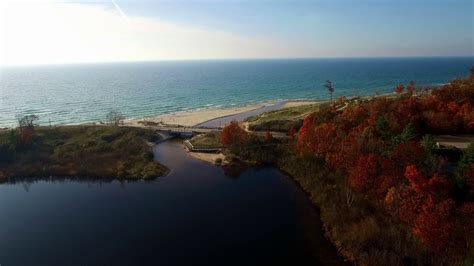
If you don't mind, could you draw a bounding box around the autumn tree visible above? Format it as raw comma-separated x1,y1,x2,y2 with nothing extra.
220,120,248,148
296,116,315,155
288,127,295,141
405,165,428,193
391,141,425,168
413,198,455,253
348,154,381,192
456,202,474,251
291,69,474,259
456,142,474,177
325,125,364,172
16,114,39,146
312,122,338,157
395,84,404,94
385,185,427,224
407,81,415,94
464,164,474,196
384,185,425,224
264,131,273,142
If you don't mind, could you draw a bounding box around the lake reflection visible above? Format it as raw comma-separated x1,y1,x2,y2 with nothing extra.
0,141,345,265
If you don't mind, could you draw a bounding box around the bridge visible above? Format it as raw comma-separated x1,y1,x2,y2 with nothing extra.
151,125,289,139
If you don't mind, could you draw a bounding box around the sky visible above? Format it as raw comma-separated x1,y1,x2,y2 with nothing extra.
0,0,472,66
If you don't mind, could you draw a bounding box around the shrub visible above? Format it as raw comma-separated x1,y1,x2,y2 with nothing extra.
348,154,381,192
0,143,15,164
105,111,125,126
457,142,474,177
413,198,455,253
220,120,248,148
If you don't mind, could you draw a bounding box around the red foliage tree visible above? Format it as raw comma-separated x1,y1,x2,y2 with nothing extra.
394,97,422,128
337,105,369,132
457,203,474,249
431,69,474,105
288,127,295,141
398,186,427,224
459,103,474,130
348,154,381,192
376,159,403,196
326,125,364,173
465,164,474,196
19,128,34,146
395,84,404,94
384,185,426,224
312,122,338,157
265,131,273,142
391,141,425,167
220,121,248,147
405,165,428,193
296,115,316,155
405,165,451,199
413,198,455,253
426,173,451,199
291,71,474,258
420,94,471,133
407,81,415,94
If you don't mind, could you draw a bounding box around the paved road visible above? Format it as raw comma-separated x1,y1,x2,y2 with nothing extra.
435,135,474,150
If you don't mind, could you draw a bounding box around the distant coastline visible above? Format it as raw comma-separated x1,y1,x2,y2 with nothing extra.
125,99,319,128
1,57,471,128
128,91,401,129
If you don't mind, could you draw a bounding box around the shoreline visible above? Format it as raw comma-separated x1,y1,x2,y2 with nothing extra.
125,92,400,129
124,99,320,128
3,92,400,131
2,92,398,131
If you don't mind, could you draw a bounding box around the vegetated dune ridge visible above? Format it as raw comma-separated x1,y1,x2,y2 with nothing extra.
0,126,168,180
222,69,474,265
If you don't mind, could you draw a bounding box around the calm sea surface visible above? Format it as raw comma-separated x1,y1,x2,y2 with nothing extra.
0,141,346,265
1,57,472,127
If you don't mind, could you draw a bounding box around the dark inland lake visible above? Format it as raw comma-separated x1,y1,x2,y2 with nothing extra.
0,140,345,266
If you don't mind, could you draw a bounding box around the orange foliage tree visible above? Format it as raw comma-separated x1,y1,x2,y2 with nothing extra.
348,154,381,192
413,198,455,253
265,131,273,142
391,141,425,168
296,115,316,155
288,127,295,141
220,121,248,147
293,69,474,256
395,84,404,94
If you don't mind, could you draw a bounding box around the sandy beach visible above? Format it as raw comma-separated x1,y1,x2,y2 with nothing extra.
125,100,318,128
125,104,262,127
187,151,226,164
282,100,320,108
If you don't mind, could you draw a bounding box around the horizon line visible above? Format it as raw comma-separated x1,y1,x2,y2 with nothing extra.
2,55,473,68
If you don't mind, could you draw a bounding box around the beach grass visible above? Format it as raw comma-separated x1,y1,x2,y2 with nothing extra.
188,131,223,149
245,103,325,132
0,126,168,180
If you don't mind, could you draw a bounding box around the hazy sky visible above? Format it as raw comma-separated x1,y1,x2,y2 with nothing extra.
0,0,472,65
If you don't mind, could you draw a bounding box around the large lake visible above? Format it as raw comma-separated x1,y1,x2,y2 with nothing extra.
1,57,472,127
0,141,345,265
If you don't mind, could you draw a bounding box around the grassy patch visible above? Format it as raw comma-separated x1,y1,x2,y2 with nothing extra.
188,131,223,149
246,103,324,132
0,126,168,180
